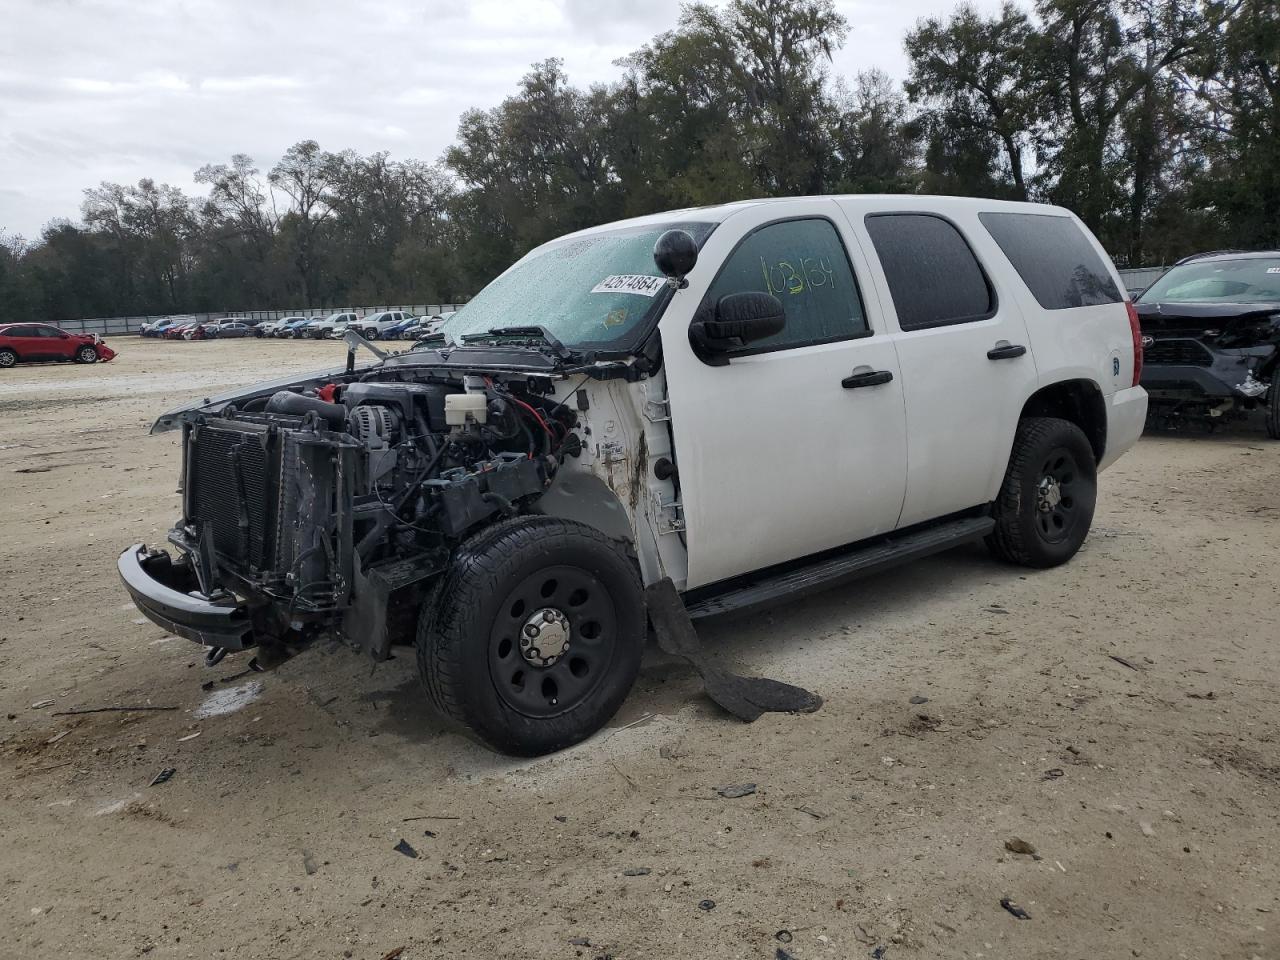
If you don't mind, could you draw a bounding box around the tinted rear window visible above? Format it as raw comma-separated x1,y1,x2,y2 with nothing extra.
864,213,994,331
979,212,1121,310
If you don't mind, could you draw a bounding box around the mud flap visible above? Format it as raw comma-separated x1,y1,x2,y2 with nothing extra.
645,578,822,722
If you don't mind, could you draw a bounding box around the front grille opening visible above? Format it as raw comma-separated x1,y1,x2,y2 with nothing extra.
1145,338,1214,367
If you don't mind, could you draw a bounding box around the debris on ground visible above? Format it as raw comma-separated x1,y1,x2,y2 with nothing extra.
30,699,55,709
777,949,796,960
51,705,178,716
909,695,929,705
1004,838,1037,855
871,946,889,959
1109,655,1141,671
1140,821,1156,837
698,899,716,911
568,936,591,946
776,930,793,943
1042,768,1065,780
177,732,201,742
149,767,176,786
622,867,651,876
716,783,757,798
1186,691,1216,700
1000,897,1031,919
45,730,70,745
380,948,405,960
392,839,419,859
302,850,318,875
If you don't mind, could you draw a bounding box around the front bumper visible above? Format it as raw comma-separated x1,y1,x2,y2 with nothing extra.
117,543,255,650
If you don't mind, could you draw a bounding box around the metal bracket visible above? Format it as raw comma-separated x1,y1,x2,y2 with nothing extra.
650,489,685,534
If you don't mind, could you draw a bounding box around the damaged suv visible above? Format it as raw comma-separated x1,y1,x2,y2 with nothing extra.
119,196,1146,755
1136,250,1280,437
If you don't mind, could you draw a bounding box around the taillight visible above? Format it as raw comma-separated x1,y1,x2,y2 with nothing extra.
1126,301,1143,387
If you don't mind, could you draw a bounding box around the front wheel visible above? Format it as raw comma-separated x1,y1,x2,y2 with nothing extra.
986,417,1097,568
364,328,379,340
417,516,644,756
74,344,99,364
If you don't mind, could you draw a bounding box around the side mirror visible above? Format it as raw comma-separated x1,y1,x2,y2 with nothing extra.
654,229,697,286
690,292,785,357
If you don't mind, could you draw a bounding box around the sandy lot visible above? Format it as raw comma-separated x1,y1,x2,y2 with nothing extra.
2,337,1278,960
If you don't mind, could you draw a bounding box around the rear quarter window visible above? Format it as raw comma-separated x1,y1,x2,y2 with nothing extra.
979,212,1122,310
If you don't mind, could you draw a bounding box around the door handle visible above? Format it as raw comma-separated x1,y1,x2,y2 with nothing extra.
987,342,1027,360
841,369,894,389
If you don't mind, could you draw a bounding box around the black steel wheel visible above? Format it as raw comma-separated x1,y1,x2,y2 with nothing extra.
418,516,643,755
487,563,620,719
987,417,1097,568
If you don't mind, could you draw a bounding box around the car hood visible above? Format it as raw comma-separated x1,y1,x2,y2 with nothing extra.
1135,300,1280,347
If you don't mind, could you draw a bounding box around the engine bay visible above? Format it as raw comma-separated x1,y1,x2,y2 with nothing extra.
170,368,582,661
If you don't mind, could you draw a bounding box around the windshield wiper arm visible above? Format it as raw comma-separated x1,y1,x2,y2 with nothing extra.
461,325,573,359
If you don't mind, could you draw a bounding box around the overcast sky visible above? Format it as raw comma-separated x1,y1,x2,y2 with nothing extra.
0,0,1005,239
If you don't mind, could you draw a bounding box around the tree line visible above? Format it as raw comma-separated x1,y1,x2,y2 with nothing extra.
1,0,1275,324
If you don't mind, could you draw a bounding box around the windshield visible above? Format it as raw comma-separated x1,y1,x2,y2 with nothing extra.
1141,257,1280,304
443,221,716,348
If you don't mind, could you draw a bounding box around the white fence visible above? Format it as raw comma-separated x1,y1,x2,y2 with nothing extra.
1117,266,1167,295
59,304,468,337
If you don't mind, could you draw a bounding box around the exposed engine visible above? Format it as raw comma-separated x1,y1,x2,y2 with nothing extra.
171,371,579,659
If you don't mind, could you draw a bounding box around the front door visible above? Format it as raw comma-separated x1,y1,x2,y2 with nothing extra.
662,201,909,590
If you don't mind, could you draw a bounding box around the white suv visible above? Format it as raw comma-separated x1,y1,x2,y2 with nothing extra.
121,195,1146,756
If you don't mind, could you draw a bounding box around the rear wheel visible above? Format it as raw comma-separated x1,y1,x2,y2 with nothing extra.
987,417,1097,568
418,516,644,756
1266,380,1280,440
74,344,99,364
0,348,16,368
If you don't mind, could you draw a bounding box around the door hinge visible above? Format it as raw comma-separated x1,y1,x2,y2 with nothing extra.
643,396,670,423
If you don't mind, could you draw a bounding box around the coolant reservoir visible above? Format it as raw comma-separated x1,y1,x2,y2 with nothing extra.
445,393,488,427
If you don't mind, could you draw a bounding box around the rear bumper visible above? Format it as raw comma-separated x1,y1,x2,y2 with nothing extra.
1100,386,1148,471
117,543,255,650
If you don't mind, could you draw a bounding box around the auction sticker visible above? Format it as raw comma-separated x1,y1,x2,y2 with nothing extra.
592,274,665,296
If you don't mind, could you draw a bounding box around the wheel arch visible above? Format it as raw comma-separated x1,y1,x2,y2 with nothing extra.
1019,379,1107,464
532,471,636,547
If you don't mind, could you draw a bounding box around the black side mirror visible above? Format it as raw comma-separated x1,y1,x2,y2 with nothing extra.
690,292,786,359
654,229,697,287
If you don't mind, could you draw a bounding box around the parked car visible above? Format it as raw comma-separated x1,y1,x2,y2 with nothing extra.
1135,250,1280,438
308,312,357,340
182,324,211,341
0,323,116,367
163,323,193,340
413,312,454,340
139,318,170,336
349,310,413,340
210,321,252,339
119,195,1145,756
258,317,298,337
276,318,312,338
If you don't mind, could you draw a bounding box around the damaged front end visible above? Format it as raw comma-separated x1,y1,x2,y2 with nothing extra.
120,347,579,668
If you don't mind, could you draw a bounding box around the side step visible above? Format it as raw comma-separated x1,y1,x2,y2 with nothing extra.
683,516,995,621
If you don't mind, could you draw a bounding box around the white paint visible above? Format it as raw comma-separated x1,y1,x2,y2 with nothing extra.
194,681,263,719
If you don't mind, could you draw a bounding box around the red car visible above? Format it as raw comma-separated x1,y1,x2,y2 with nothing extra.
0,323,117,368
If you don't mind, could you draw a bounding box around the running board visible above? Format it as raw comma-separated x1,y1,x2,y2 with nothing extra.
683,516,994,621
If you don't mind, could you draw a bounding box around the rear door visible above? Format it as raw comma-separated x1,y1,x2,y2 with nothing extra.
847,204,1040,527
662,201,909,589
8,325,48,359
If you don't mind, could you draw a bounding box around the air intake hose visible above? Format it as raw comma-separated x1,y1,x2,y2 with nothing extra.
264,390,348,429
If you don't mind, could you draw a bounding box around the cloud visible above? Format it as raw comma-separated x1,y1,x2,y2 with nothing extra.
0,0,1007,237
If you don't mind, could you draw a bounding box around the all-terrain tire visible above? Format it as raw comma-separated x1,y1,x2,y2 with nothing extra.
0,348,16,369
73,344,99,364
986,416,1098,568
417,516,644,756
1265,380,1280,440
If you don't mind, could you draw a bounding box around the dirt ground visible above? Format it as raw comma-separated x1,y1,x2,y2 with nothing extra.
1,337,1278,960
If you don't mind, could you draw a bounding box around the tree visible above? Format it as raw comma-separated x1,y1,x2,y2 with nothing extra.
904,2,1041,199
